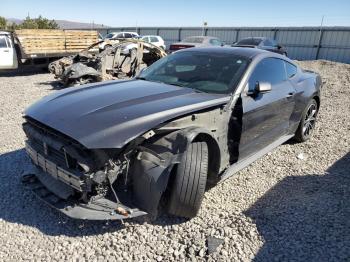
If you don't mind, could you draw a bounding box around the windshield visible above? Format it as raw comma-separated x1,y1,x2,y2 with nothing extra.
182,37,205,43
138,51,250,94
237,38,262,46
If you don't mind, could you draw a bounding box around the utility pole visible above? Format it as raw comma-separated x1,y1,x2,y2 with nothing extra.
202,21,207,36
316,15,325,60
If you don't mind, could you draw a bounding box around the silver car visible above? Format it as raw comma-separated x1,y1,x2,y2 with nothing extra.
169,36,223,52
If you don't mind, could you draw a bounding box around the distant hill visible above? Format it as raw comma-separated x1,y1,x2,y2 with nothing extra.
6,18,110,29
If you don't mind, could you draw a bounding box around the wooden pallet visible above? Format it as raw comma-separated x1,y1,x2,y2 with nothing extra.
15,29,98,55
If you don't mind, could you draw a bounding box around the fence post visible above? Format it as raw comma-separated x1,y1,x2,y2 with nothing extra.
178,28,182,41
315,29,324,60
157,28,160,36
235,29,240,43
273,28,279,40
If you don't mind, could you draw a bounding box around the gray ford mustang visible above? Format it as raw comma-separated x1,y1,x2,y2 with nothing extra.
22,47,321,220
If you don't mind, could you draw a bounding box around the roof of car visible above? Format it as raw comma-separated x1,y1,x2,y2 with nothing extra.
0,31,10,35
240,37,268,40
110,31,139,35
177,46,271,59
183,35,219,39
142,35,160,37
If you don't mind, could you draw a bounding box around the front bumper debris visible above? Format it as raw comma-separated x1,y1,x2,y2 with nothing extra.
22,171,147,220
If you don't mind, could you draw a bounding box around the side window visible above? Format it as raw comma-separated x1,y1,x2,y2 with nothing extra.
116,33,124,38
150,37,159,43
248,58,287,91
142,37,150,42
0,37,8,48
285,61,298,78
124,33,132,38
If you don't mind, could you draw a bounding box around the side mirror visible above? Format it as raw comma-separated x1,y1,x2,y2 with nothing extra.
247,81,272,96
276,44,282,49
256,81,272,93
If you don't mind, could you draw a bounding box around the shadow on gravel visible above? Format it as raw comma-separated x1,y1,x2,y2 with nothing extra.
38,80,64,90
0,68,47,77
246,152,350,262
0,148,187,237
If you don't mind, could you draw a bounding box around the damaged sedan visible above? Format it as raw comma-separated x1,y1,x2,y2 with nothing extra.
48,39,166,87
22,47,321,220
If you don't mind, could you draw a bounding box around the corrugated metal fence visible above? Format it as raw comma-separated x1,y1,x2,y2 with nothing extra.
97,27,350,63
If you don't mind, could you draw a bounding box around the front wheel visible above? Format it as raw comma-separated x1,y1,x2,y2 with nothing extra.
167,142,208,218
294,99,318,142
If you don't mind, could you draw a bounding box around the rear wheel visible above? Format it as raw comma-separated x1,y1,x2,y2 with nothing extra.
294,99,318,142
167,142,208,218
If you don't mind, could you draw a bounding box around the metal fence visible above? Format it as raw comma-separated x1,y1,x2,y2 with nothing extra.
96,27,350,63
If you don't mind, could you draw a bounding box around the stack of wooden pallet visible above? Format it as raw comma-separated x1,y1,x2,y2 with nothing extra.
15,29,99,55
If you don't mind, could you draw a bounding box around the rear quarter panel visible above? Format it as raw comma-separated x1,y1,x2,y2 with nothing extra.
289,69,321,130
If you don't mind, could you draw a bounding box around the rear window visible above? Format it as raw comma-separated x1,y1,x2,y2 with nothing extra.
210,39,222,46
237,38,262,46
182,37,205,43
263,39,274,46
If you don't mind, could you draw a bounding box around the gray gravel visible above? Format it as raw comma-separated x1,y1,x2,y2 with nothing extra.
0,60,349,261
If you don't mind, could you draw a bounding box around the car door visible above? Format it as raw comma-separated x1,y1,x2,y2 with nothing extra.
0,35,17,69
238,57,296,160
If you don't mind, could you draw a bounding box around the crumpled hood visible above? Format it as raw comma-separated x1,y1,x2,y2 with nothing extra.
25,79,229,149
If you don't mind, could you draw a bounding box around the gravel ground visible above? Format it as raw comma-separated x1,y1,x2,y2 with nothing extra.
0,60,349,261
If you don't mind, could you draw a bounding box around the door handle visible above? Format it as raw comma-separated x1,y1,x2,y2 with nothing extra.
3,50,9,52
286,92,295,98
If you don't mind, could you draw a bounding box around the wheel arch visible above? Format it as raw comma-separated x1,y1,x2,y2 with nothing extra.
130,127,221,218
313,95,320,110
190,132,221,187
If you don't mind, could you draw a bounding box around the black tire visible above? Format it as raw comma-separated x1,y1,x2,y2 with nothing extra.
167,142,208,218
294,99,318,142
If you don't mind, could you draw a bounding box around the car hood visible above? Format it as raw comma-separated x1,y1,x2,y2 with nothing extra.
25,80,230,149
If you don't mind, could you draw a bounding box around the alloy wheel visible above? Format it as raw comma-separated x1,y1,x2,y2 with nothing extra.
302,103,317,137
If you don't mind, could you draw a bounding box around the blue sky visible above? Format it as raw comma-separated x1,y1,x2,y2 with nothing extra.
1,0,350,27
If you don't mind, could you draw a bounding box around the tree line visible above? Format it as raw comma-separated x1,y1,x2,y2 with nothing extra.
0,15,59,31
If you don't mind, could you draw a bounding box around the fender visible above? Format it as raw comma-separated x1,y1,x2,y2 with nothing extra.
130,127,220,218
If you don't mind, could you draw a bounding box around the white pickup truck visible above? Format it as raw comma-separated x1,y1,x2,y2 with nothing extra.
0,29,98,70
0,31,18,69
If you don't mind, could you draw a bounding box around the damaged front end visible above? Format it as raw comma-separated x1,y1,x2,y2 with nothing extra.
22,118,151,220
22,117,190,221
48,39,167,87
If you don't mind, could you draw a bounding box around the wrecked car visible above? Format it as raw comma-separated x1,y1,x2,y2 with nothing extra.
22,47,321,220
48,39,166,87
